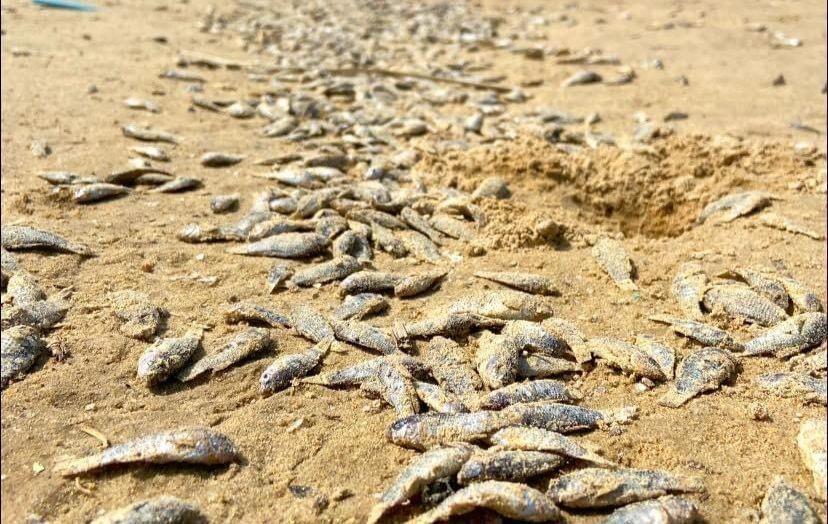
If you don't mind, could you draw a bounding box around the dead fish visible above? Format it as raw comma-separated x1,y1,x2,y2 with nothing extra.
649,314,743,351
430,214,475,241
797,418,827,500
289,256,361,288
671,262,708,319
414,381,468,414
71,183,131,203
129,145,169,162
395,271,447,298
260,338,331,393
149,177,202,193
91,496,206,524
305,354,430,388
424,336,482,396
471,177,511,201
401,207,443,244
474,271,558,296
109,291,166,341
371,223,408,258
760,477,822,524
38,171,98,185
450,290,553,321
291,305,334,343
744,313,827,357
395,312,505,340
790,348,827,376
365,360,420,416
137,330,202,385
755,372,827,405
458,450,563,484
201,152,244,167
592,237,637,292
227,232,328,258
387,410,509,450
247,217,314,242
719,267,790,310
541,318,591,364
124,97,160,113
777,275,824,313
266,264,294,293
603,496,701,524
1,225,94,256
348,209,407,230
332,230,372,262
517,353,581,377
334,293,388,320
697,191,774,223
548,468,705,508
702,284,787,326
315,215,349,240
262,116,298,137
562,70,602,87
178,328,271,382
503,402,631,434
587,338,667,381
2,272,69,330
489,426,616,467
259,168,324,189
160,69,206,82
210,194,239,214
398,230,442,263
122,124,179,144
226,101,255,119
412,480,561,523
331,319,397,354
760,212,825,240
478,380,576,410
224,302,290,329
634,335,676,380
476,331,519,389
1,325,45,389
55,427,238,477
338,271,401,295
367,445,475,524
177,224,241,243
105,166,173,186
659,347,737,407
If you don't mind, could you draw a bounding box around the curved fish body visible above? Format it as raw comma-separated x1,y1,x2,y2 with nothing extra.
137,330,202,385
587,338,667,381
744,313,827,358
412,481,561,523
91,496,206,524
489,426,617,467
659,348,737,407
649,315,743,351
720,267,790,310
449,290,554,321
457,450,564,484
331,319,397,354
697,191,772,224
671,262,708,319
541,318,591,364
224,302,290,328
1,325,45,389
334,293,388,320
396,312,505,340
475,331,519,389
477,380,576,410
702,284,787,326
260,338,330,393
1,225,94,256
473,271,558,296
602,496,701,524
290,306,333,343
424,336,482,396
288,256,361,287
178,328,271,382
227,232,328,258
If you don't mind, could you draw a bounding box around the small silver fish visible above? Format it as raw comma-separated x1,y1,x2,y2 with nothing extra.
211,194,240,214
697,191,774,223
429,213,475,241
777,275,824,313
260,338,331,393
414,381,468,413
387,410,508,450
449,290,554,321
517,353,581,378
124,97,161,113
400,207,443,244
743,313,827,358
367,445,475,524
332,229,373,262
562,70,602,87
201,152,244,167
105,166,173,186
649,314,743,351
1,225,94,256
504,402,631,434
177,224,243,244
136,330,203,385
395,312,505,340
755,372,827,405
38,171,98,185
603,496,701,524
489,426,617,467
719,267,791,310
797,418,826,500
760,476,822,524
592,237,637,292
474,271,558,296
72,183,131,204
91,496,205,524
363,360,420,416
397,230,442,263
289,256,361,287
227,232,329,258
702,284,788,326
291,305,334,343
475,331,519,389
304,354,430,388
149,177,202,194
659,347,737,407
760,212,824,240
457,450,563,484
541,317,591,364
587,338,667,381
122,124,179,144
334,293,388,320
423,336,482,396
634,335,676,380
548,467,705,508
371,223,408,258
1,325,45,389
331,319,398,354
224,302,290,328
55,427,238,477
129,145,169,162
413,481,561,524
671,262,708,319
178,328,271,382
478,380,576,410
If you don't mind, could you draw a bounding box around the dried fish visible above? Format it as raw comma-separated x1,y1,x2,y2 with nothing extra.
659,347,737,407
797,418,826,500
474,271,558,296
289,256,361,287
387,410,508,450
331,319,398,354
201,152,244,167
719,267,790,310
777,275,824,313
178,328,271,382
517,353,581,377
397,230,442,263
304,354,430,388
489,426,617,467
702,284,787,326
587,338,667,381
457,450,563,484
634,335,676,380
334,293,388,320
649,314,743,351
430,214,475,241
366,360,420,416
548,467,704,508
106,166,172,186
761,212,824,240
367,445,475,524
91,496,206,524
227,101,255,119
129,145,169,162
149,177,202,193
122,124,179,144
562,70,602,87
671,262,708,319
225,302,290,328
160,69,206,83
400,207,443,244
760,477,822,524
2,225,94,256
260,338,331,393
177,224,243,243
371,223,408,257
72,183,131,203
414,381,468,414
395,312,505,340
124,97,160,113
743,313,827,357
136,329,203,385
38,171,98,185
211,194,239,214
449,290,553,321
541,318,591,364
592,237,637,292
475,331,519,389
55,427,238,476
755,372,827,405
697,191,773,223
504,401,631,434
227,232,328,258
478,380,576,409
1,325,45,389
424,336,482,396
603,496,701,524
412,481,561,523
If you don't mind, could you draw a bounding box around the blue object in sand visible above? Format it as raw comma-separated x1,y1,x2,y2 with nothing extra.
33,0,97,11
